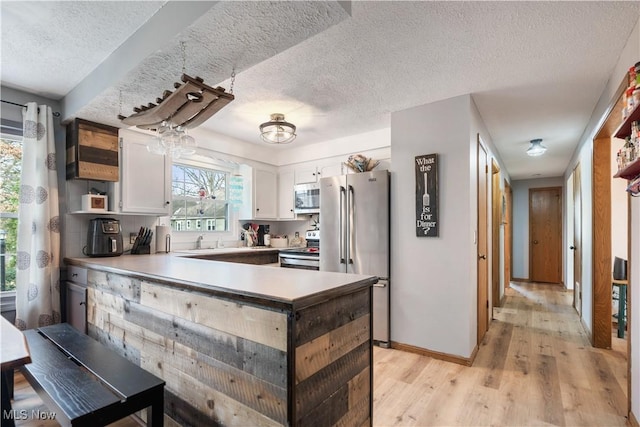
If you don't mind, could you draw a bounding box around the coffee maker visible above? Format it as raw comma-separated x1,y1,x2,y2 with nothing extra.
257,224,270,246
86,218,123,257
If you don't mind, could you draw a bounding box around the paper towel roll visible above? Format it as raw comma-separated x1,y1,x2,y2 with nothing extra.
156,225,171,253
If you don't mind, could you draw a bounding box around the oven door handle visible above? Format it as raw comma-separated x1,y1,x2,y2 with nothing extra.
280,257,320,269
279,253,319,261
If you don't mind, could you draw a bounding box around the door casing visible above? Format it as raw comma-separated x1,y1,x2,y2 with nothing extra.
477,137,489,345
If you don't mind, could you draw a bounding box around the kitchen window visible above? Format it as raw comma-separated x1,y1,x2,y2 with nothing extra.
171,163,229,232
0,130,22,311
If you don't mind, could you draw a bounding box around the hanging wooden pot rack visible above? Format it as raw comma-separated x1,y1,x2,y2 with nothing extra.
118,74,234,130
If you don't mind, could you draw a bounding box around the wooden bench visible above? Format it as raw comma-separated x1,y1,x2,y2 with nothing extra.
21,323,165,426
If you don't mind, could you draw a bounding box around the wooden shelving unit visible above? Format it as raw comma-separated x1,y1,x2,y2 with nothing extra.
613,158,640,180
613,101,640,180
614,102,640,140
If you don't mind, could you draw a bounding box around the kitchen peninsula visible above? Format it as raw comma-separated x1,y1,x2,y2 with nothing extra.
64,254,374,426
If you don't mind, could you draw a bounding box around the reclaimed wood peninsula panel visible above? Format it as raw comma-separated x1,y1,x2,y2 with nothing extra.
83,267,372,426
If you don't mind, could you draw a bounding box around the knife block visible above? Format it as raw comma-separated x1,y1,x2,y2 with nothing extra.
131,245,150,255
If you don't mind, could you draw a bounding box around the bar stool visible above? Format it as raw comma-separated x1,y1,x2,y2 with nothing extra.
612,257,628,338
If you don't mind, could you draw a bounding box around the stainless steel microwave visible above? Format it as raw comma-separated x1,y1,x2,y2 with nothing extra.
294,183,320,214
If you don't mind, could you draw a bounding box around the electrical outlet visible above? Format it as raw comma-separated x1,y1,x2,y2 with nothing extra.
130,233,137,244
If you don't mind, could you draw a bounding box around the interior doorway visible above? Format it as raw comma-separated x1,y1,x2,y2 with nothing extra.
492,160,501,307
529,187,563,284
477,137,489,345
589,78,629,414
503,180,512,291
572,164,582,317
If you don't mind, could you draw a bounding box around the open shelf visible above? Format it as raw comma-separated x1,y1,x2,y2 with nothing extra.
69,210,118,215
614,158,640,180
614,103,640,139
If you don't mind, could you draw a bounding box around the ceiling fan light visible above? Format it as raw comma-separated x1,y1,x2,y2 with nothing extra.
260,113,296,144
526,138,547,157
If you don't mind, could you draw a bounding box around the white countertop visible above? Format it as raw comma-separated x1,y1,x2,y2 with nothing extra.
65,254,375,309
173,246,285,255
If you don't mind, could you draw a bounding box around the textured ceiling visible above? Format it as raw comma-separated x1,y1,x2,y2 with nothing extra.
1,1,165,98
2,1,640,180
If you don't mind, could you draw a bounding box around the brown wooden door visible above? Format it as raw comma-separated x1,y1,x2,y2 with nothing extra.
477,141,489,344
529,187,562,283
573,165,582,316
492,161,501,307
504,180,512,289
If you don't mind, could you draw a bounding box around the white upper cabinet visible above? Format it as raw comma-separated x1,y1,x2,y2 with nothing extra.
254,169,277,219
294,163,343,184
239,165,278,220
320,163,344,179
294,166,320,184
109,129,171,215
278,170,295,220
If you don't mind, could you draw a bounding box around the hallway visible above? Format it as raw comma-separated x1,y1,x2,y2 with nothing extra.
373,282,628,426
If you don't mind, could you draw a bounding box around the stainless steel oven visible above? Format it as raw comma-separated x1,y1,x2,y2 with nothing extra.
294,183,320,214
279,231,319,270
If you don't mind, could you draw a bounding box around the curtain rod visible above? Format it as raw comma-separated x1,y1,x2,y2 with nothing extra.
1,99,61,117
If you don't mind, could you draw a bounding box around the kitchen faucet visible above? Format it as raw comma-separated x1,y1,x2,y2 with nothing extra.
196,235,203,249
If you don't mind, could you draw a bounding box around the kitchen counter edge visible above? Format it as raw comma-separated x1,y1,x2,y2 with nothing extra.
64,256,376,311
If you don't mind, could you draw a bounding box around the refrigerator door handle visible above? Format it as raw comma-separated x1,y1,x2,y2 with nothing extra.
348,184,354,264
340,186,346,264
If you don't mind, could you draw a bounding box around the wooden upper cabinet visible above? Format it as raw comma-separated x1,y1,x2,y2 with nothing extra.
66,118,119,182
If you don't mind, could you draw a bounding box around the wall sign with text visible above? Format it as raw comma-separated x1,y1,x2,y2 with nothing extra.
415,153,439,237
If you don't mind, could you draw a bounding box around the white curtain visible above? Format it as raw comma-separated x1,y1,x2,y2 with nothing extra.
15,102,60,330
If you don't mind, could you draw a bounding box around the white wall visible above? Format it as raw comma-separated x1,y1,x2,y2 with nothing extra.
390,94,476,358
579,145,594,333
624,20,640,421
276,128,390,166
563,17,639,420
511,177,565,280
565,173,574,290
470,96,511,307
631,190,640,420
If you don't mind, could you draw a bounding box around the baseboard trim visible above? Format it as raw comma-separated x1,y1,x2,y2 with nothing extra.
629,410,639,427
580,316,592,343
390,341,477,367
511,277,530,283
500,293,506,306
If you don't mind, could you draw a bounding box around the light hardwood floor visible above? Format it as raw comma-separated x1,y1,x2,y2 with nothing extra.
10,282,628,426
373,282,628,426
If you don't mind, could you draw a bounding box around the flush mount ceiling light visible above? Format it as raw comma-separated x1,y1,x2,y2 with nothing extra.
259,113,297,144
526,138,547,157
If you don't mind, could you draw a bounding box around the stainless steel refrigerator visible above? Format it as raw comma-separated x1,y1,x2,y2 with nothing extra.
320,170,390,346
